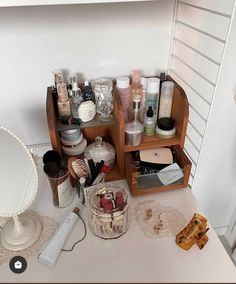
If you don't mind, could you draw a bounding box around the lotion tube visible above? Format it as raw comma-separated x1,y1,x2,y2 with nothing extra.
38,207,80,268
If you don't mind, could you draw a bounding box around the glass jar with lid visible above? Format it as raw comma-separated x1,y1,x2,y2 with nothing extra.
87,183,131,239
91,78,113,121
84,136,115,170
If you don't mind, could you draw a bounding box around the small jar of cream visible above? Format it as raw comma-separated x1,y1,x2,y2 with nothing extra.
155,117,176,139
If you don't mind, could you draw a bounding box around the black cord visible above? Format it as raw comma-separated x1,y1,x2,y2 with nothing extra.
61,213,87,252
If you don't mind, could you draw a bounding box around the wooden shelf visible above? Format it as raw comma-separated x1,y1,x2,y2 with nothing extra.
46,83,125,177
124,135,180,152
46,75,191,196
105,163,123,181
0,0,154,7
57,113,116,132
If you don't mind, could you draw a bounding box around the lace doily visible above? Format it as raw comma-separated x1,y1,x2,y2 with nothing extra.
135,200,186,239
0,210,58,266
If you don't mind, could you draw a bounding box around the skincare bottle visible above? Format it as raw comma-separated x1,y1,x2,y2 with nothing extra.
146,78,160,116
57,83,71,119
127,94,144,123
144,106,155,136
131,70,142,98
157,72,166,116
158,81,175,119
141,77,148,108
116,76,132,122
82,81,95,103
71,81,82,119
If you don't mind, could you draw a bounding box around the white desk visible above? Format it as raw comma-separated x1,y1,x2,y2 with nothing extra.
1,165,236,283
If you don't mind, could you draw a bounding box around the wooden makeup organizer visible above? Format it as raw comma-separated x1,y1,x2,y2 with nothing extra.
46,75,191,196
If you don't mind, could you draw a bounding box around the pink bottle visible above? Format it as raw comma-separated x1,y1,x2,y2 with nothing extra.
116,76,132,122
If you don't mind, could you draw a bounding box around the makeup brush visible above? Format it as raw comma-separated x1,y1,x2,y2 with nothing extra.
43,150,61,165
43,162,60,178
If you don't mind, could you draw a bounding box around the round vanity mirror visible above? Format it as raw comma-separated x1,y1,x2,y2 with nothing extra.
0,126,42,251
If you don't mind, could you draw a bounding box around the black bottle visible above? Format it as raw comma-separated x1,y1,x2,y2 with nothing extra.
82,81,95,103
159,72,166,94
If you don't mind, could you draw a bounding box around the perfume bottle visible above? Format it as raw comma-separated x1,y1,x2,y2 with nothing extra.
127,94,145,123
82,81,95,102
67,73,78,98
71,81,83,119
125,95,144,146
57,83,71,120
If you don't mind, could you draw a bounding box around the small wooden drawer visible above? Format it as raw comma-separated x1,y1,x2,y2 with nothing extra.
125,145,191,196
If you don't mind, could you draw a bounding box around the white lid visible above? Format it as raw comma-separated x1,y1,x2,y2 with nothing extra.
60,133,83,146
147,78,160,93
116,77,130,89
161,81,175,96
61,129,80,135
78,101,96,122
141,77,148,90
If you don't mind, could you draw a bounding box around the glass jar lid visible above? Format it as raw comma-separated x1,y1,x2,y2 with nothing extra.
84,136,115,169
88,183,130,217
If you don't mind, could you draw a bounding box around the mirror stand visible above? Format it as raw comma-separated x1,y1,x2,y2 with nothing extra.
1,214,42,251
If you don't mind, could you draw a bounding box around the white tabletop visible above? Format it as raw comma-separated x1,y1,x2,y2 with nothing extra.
1,165,236,283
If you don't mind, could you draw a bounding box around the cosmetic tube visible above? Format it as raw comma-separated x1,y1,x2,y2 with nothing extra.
38,207,80,268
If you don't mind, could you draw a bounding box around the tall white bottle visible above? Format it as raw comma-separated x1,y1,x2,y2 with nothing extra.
146,77,160,116
158,81,175,118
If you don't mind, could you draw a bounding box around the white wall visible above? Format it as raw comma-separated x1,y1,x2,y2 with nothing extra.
0,1,174,145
